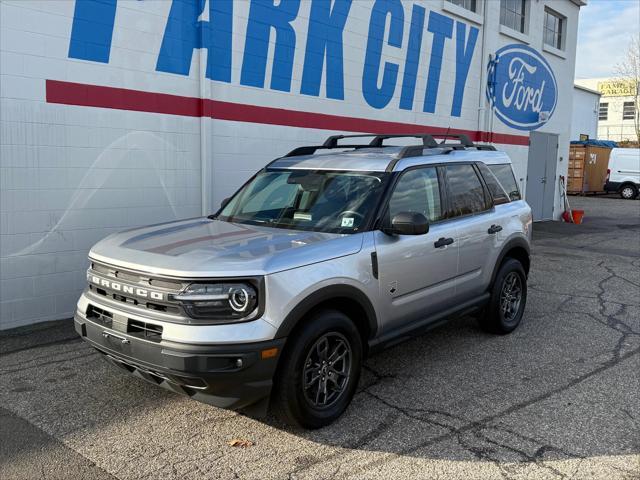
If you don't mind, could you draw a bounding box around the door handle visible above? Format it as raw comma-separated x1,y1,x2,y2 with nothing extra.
487,224,503,234
434,237,454,248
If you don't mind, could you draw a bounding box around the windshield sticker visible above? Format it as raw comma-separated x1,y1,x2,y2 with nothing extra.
341,217,355,228
294,212,312,221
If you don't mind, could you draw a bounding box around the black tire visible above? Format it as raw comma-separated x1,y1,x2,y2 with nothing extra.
619,184,638,200
478,258,527,334
271,310,362,429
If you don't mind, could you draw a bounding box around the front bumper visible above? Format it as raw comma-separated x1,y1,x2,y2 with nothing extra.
75,311,285,410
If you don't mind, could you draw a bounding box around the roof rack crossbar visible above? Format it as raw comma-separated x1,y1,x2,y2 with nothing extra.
431,133,474,147
283,144,372,157
368,134,439,148
323,133,442,149
322,134,380,148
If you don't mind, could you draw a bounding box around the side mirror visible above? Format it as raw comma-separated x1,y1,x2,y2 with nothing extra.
220,197,231,209
384,212,429,235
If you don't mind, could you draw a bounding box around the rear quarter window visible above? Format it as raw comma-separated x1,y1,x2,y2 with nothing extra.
488,164,521,201
477,162,510,205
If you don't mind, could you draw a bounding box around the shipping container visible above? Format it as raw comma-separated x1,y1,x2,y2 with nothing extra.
568,144,614,194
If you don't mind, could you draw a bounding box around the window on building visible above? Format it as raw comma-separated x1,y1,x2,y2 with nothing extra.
543,8,565,50
500,0,527,33
446,0,477,13
623,101,636,120
599,103,609,121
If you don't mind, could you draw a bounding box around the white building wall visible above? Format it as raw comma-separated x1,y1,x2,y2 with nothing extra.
575,77,639,142
571,86,600,140
1,0,583,329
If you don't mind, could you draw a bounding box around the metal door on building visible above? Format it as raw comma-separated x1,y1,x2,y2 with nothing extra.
526,132,559,221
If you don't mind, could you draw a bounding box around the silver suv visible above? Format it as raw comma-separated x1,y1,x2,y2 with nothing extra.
75,134,532,428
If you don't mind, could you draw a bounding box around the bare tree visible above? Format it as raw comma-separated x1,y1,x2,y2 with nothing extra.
614,36,640,143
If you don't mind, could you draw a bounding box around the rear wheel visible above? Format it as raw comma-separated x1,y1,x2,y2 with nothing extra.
271,310,362,429
478,258,527,334
620,184,638,200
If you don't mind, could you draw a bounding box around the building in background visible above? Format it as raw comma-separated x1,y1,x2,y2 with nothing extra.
575,78,639,142
571,84,600,140
1,0,586,329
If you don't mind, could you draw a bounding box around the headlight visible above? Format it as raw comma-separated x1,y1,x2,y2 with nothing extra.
172,282,259,321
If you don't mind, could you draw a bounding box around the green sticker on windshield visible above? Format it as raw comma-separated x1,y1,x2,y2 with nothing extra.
341,217,354,228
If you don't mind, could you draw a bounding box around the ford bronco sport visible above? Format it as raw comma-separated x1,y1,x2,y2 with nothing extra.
75,133,532,428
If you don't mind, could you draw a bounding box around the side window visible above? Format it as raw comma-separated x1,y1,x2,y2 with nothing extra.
388,168,443,222
477,162,510,205
445,164,490,217
488,164,522,201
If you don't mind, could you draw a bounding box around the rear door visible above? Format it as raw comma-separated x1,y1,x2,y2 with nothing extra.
373,166,459,333
443,163,498,299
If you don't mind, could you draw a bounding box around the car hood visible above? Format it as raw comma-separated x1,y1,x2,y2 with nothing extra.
89,218,364,277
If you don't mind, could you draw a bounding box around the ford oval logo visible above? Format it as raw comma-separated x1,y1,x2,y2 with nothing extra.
487,44,557,131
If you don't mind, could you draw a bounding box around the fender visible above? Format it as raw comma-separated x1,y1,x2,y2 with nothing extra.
275,284,378,340
489,236,531,286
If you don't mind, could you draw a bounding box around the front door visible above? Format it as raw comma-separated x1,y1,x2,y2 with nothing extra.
526,132,559,221
373,167,459,333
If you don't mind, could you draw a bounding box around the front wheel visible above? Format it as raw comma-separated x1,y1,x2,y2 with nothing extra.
271,310,362,429
620,184,638,200
478,258,527,334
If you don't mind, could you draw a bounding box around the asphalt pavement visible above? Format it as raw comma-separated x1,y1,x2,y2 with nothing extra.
1,195,639,480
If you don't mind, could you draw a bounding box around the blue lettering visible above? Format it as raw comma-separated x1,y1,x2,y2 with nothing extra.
301,0,352,100
423,11,453,114
156,0,233,82
451,21,478,116
68,0,117,63
399,5,425,111
241,0,301,92
362,0,404,109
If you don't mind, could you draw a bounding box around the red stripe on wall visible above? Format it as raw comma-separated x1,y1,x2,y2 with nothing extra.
46,79,529,146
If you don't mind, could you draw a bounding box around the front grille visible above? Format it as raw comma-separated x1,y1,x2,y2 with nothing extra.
127,319,163,342
86,303,164,343
88,261,185,316
86,305,113,327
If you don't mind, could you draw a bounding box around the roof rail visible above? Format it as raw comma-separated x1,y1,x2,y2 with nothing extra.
282,132,493,158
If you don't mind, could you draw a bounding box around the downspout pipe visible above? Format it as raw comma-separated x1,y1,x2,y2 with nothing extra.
477,1,490,142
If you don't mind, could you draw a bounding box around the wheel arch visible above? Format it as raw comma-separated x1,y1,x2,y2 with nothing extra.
274,285,378,356
490,237,531,287
619,182,638,197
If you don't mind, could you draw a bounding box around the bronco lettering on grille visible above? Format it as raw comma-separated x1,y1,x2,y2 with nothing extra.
89,274,164,301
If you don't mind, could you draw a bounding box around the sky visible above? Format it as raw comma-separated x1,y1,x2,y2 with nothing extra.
575,0,640,79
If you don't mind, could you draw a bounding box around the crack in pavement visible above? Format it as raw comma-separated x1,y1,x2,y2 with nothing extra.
340,345,639,479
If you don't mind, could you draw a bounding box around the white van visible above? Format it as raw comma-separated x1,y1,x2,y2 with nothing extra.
605,148,640,199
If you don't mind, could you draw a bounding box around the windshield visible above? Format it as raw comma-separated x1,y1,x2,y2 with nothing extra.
216,169,388,233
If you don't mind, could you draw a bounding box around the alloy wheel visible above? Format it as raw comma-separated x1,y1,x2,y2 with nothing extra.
302,332,352,409
500,272,522,322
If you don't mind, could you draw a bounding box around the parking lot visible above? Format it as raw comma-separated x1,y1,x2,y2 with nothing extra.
1,195,638,480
